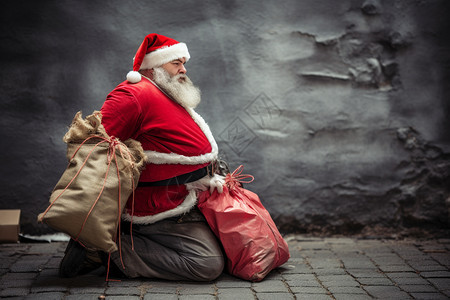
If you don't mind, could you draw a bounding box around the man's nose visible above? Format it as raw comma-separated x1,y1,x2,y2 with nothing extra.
179,64,186,74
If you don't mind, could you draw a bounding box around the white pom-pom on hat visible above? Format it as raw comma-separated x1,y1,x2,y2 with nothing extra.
126,71,142,83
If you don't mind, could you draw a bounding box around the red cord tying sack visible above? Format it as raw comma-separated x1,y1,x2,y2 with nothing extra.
198,166,290,281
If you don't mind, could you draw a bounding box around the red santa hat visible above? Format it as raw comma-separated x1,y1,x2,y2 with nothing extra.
126,33,190,83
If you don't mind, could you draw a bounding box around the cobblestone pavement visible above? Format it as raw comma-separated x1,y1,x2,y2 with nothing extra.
1,235,449,299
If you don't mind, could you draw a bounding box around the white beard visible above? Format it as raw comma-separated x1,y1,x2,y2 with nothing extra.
152,67,202,109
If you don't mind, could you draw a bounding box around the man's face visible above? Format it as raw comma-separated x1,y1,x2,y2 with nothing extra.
152,64,201,109
161,58,187,81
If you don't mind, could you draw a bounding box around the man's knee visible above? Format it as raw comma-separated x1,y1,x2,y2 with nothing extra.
189,254,225,282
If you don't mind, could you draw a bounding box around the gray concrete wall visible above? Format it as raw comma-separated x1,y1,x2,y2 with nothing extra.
1,0,449,236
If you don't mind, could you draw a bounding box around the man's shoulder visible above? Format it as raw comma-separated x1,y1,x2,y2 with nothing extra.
109,78,163,100
114,78,158,93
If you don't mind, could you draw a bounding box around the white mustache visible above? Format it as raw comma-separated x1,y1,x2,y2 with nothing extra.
173,74,187,82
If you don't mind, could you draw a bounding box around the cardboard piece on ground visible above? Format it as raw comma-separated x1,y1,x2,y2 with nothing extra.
0,210,21,242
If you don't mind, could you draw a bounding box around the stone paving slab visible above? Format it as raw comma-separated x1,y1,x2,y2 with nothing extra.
0,236,449,299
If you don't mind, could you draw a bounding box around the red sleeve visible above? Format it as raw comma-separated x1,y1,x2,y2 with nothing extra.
100,87,142,141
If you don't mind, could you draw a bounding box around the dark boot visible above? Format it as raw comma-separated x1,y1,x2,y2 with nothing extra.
59,239,103,278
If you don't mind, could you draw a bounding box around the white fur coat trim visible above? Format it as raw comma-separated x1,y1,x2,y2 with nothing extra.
121,188,197,224
121,174,224,224
144,107,218,165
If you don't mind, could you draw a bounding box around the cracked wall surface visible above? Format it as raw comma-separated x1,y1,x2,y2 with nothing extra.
0,0,449,236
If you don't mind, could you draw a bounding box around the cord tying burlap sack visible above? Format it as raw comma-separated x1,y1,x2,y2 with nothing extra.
38,111,145,253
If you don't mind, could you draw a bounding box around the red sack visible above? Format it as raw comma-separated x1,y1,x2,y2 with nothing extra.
197,166,290,281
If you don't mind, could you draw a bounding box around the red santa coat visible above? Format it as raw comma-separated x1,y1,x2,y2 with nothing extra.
100,77,218,224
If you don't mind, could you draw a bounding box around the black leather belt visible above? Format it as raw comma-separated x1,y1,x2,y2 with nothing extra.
137,166,208,187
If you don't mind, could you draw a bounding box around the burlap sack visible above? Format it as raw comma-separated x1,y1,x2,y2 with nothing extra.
38,111,146,253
